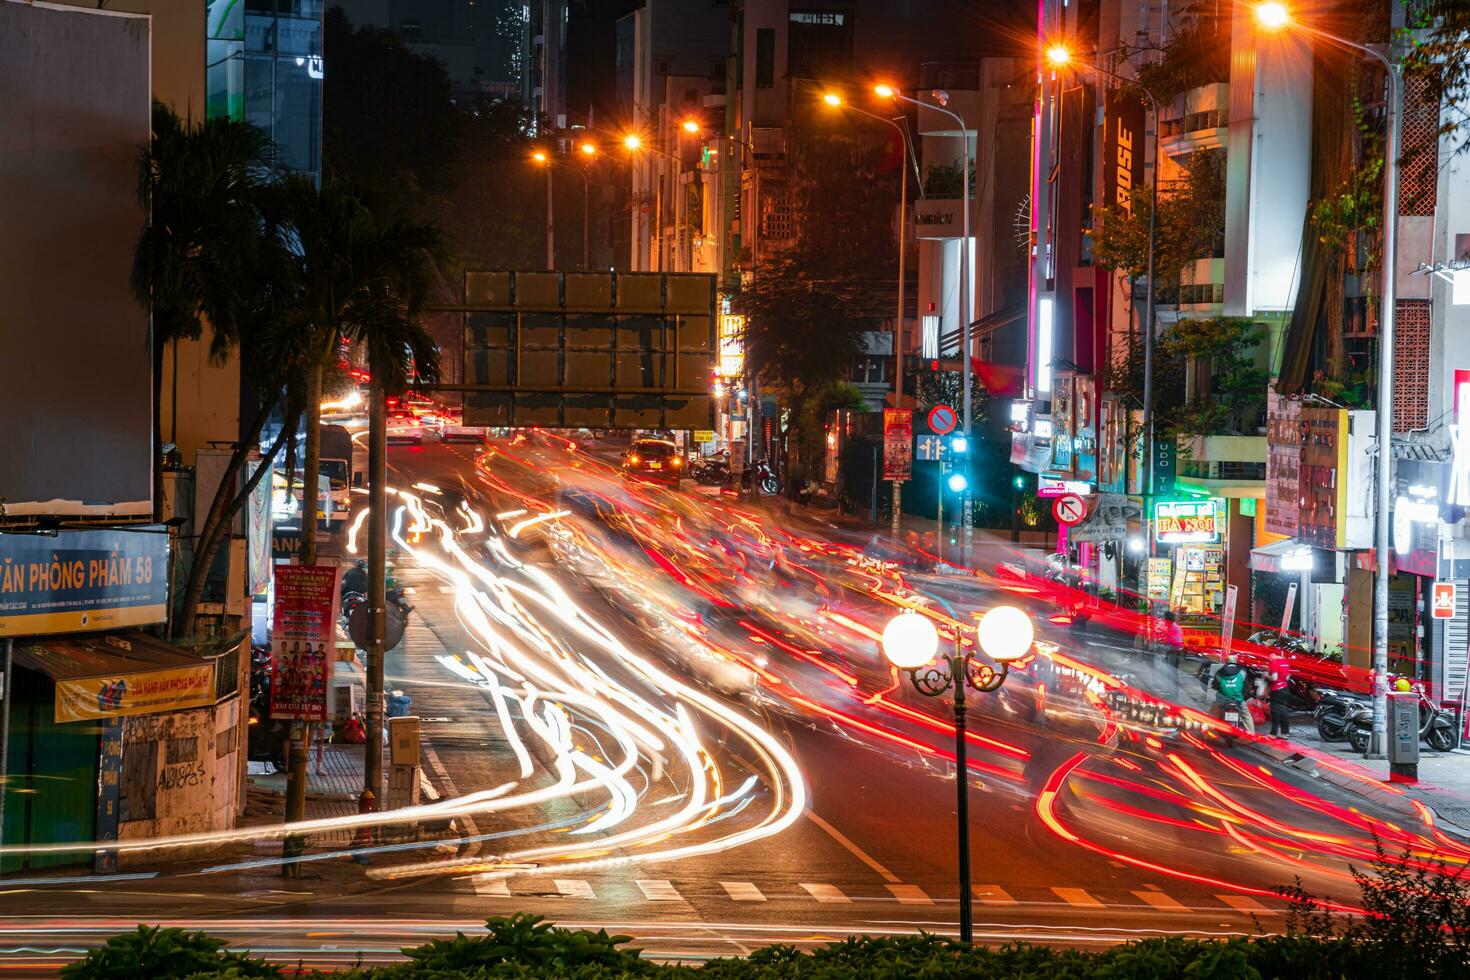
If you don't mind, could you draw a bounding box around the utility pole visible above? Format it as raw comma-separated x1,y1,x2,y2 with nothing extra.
364,384,387,803
545,163,555,271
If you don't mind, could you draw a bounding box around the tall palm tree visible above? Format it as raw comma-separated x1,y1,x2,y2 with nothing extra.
275,178,445,564
132,103,275,520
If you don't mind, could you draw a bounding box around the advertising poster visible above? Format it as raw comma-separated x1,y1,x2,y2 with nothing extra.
0,527,169,637
883,409,913,481
246,457,273,596
1104,89,1147,213
1146,558,1173,601
269,564,340,722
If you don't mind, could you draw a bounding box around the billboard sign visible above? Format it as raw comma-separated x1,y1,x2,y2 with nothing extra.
1104,89,1146,215
0,527,169,637
1265,393,1301,536
0,4,153,517
1155,499,1221,543
456,271,718,429
718,313,746,378
268,564,340,722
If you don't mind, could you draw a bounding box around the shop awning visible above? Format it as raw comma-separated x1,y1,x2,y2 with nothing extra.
13,631,216,723
1250,539,1315,574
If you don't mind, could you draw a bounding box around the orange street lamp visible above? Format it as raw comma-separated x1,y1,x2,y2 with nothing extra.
579,141,597,157
1254,2,1289,29
821,91,843,107
622,133,642,151
681,118,701,134
873,83,896,99
1045,44,1072,67
531,149,549,164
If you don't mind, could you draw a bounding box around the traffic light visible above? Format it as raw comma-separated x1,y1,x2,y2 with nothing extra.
1012,474,1025,490
947,472,969,493
949,434,969,455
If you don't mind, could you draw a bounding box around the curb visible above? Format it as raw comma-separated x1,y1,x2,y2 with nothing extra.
1245,739,1470,840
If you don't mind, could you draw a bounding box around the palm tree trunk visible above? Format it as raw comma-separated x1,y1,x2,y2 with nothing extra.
301,360,323,566
175,400,285,638
153,332,166,522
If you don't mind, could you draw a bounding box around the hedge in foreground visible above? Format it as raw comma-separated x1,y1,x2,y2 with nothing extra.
57,849,1470,979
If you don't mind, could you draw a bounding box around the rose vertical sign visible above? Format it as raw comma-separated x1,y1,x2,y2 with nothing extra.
883,409,913,481
269,564,340,722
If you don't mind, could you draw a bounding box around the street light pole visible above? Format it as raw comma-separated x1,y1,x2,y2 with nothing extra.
824,94,916,536
881,607,1034,944
1253,0,1400,756
1044,48,1161,555
886,88,973,540
545,161,555,271
364,382,387,807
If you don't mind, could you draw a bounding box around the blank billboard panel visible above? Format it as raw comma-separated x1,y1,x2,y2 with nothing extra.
0,3,152,516
459,271,717,429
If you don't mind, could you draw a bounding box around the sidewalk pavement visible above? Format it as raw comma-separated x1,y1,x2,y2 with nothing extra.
244,742,364,848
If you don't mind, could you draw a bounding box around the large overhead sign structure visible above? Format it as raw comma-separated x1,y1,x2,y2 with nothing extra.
448,271,718,429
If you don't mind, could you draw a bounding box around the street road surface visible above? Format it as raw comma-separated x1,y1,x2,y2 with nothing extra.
0,430,1461,971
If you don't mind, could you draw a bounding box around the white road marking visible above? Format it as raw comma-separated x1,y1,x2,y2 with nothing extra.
470,877,510,897
635,880,682,902
555,879,596,898
800,883,850,904
885,883,933,905
1052,887,1104,908
1218,894,1277,914
720,881,766,902
1133,889,1187,911
974,884,1017,905
804,810,899,883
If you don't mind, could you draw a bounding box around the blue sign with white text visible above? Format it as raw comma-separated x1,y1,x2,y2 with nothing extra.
0,527,169,637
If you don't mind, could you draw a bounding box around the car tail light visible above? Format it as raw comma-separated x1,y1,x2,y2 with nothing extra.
628,454,641,465
671,457,683,466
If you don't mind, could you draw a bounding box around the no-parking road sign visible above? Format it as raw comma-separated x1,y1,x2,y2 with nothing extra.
927,404,958,435
1053,493,1086,526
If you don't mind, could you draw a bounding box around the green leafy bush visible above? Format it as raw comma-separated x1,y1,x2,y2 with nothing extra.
396,913,644,974
59,924,282,980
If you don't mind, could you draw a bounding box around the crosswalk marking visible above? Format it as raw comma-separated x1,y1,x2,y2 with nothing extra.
1052,887,1104,908
555,879,595,898
635,879,682,901
885,883,933,905
1218,894,1277,914
470,877,510,897
800,883,851,904
1133,889,1187,911
721,881,766,902
974,884,1018,905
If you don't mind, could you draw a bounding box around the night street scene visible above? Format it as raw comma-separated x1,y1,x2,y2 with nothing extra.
9,1,1470,977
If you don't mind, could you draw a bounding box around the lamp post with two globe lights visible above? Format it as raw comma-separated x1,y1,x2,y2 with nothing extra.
880,605,1036,944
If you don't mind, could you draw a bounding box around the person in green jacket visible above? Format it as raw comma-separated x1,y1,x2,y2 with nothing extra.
1212,653,1254,735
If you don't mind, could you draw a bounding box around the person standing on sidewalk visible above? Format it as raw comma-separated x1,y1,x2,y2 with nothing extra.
1161,610,1185,675
1268,652,1291,737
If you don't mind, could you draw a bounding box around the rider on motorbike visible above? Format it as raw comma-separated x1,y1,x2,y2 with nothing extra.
1212,653,1255,735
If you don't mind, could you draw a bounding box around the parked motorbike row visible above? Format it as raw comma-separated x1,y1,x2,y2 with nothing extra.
1314,680,1458,754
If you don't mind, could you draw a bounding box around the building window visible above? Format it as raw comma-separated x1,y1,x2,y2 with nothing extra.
787,10,850,80
851,357,886,385
755,28,775,88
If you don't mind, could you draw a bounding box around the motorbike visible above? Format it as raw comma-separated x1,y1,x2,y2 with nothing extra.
1346,682,1458,754
246,652,288,771
691,452,730,486
1314,690,1369,741
742,458,780,495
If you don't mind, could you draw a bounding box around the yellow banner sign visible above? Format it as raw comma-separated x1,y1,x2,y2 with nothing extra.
55,664,216,723
693,430,716,443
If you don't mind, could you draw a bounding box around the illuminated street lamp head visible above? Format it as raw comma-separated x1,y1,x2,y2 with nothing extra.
681,118,701,133
881,612,940,670
873,83,896,99
1045,44,1072,67
976,606,1034,663
579,141,597,156
821,91,843,107
622,133,642,151
1255,1,1290,29
531,149,548,164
